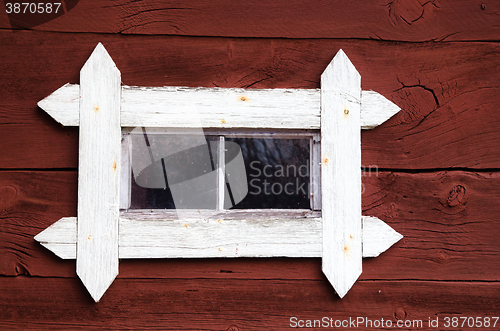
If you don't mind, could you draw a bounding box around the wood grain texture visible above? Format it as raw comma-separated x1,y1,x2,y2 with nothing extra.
76,43,121,302
0,277,498,330
321,50,362,298
1,0,499,42
1,33,499,169
2,170,498,282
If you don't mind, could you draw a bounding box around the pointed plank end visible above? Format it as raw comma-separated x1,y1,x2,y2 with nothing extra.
34,217,77,259
38,83,79,126
322,267,362,299
82,43,120,76
361,90,401,129
78,269,118,302
322,49,360,79
362,216,403,258
321,49,361,102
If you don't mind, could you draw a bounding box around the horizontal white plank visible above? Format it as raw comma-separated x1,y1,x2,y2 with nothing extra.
360,90,401,129
362,216,404,258
34,215,402,260
38,84,399,130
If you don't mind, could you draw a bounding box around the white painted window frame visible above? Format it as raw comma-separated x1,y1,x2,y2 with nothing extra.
35,43,403,302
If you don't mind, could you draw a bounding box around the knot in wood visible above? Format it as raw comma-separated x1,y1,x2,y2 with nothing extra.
394,308,407,320
0,185,18,210
226,326,240,331
447,185,466,207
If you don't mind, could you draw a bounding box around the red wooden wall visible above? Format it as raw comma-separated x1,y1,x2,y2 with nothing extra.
1,1,499,329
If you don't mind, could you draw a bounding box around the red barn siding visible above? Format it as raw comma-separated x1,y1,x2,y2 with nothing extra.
1,1,499,329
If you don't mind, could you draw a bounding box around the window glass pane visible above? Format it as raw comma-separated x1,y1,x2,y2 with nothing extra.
225,137,310,209
130,131,219,209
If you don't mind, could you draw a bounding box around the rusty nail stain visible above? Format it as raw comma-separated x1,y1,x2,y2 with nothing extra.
324,157,329,164
112,160,117,171
344,108,349,115
218,219,222,223
221,119,226,124
184,224,189,228
87,235,92,240
350,234,354,239
218,247,223,251
93,105,99,112
344,245,348,251
240,96,248,102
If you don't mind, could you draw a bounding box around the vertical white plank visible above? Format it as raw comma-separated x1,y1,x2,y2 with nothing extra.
321,49,362,298
77,43,121,302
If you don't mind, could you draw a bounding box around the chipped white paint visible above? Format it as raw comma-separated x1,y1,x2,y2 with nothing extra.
38,85,399,130
34,215,402,260
321,49,362,298
76,43,121,302
35,44,403,301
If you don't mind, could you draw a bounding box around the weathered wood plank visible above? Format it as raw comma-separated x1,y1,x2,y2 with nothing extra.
1,34,499,169
0,277,499,330
321,50,362,298
34,215,401,259
76,43,121,302
38,80,400,130
1,0,499,42
38,84,398,130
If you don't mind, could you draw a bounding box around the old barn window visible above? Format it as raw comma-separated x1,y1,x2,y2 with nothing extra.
35,43,403,302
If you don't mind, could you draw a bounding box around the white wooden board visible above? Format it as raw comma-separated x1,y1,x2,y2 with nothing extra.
38,85,400,130
34,215,403,260
321,49,362,298
76,43,121,302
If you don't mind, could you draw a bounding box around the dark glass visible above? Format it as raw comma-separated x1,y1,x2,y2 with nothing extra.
129,132,311,210
225,137,310,209
130,133,219,209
